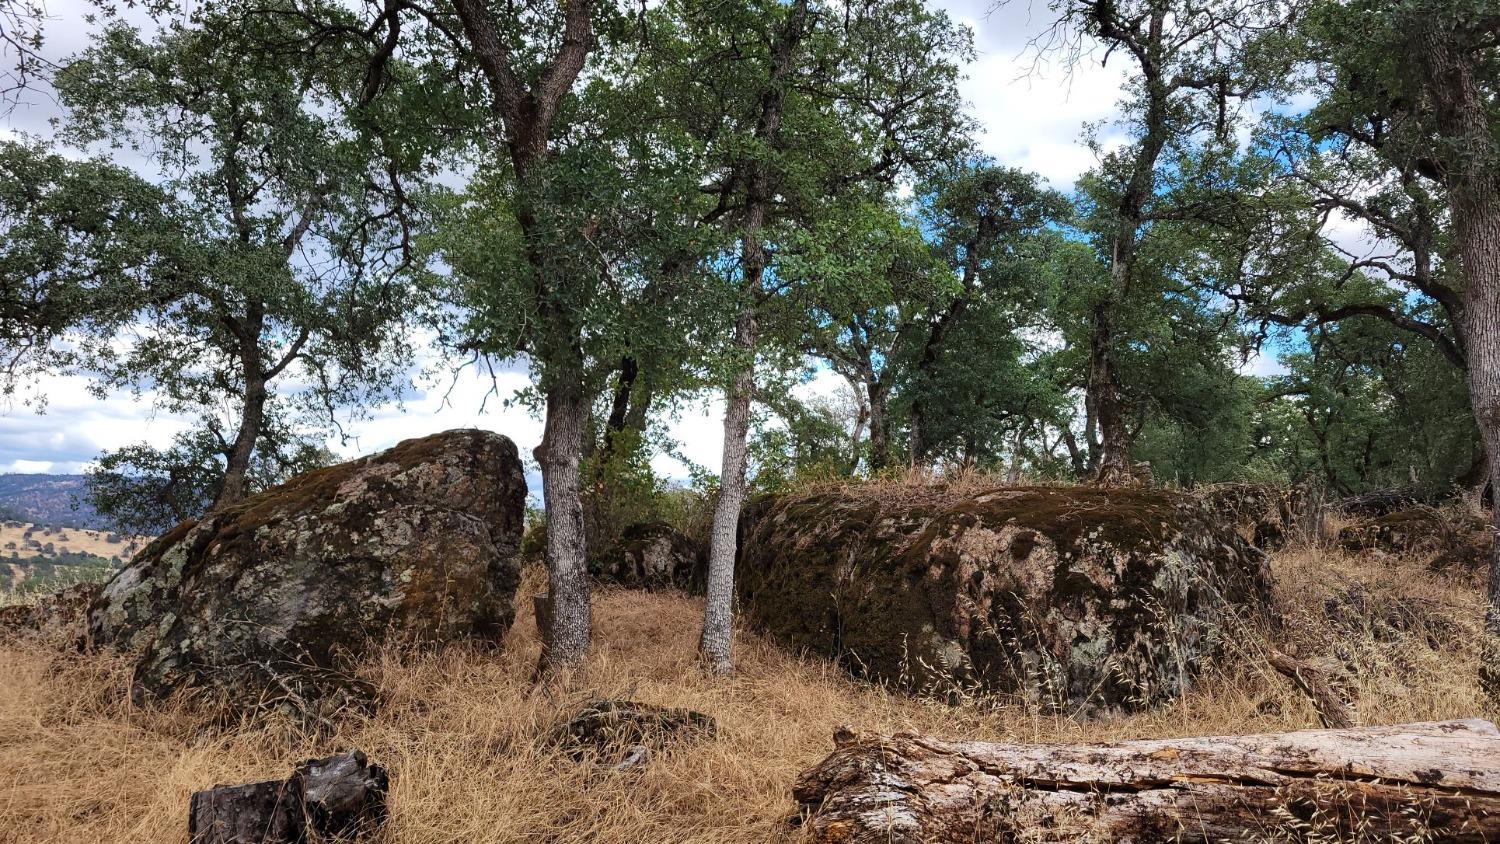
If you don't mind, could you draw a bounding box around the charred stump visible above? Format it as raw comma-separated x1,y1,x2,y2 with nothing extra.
188,750,388,843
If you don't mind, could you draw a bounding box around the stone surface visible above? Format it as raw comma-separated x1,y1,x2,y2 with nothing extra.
1196,483,1303,550
1337,506,1492,576
0,581,101,639
590,522,704,592
87,429,525,716
188,750,388,843
737,485,1271,711
545,699,717,768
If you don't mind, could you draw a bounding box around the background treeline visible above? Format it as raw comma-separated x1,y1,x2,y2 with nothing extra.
2,0,1496,674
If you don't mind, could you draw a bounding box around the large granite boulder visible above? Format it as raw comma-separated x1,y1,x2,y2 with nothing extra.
87,429,525,717
737,485,1271,712
590,522,704,592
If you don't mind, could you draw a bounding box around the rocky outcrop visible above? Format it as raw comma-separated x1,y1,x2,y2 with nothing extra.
545,699,717,770
1337,506,1492,575
87,429,526,717
1196,483,1302,550
737,485,1271,711
590,522,704,592
0,581,101,639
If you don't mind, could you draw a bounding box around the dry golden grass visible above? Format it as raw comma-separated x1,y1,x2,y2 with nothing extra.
1,545,1495,843
0,522,150,562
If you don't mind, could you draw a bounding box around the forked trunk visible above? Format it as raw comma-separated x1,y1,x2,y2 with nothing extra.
700,310,757,675
534,371,592,674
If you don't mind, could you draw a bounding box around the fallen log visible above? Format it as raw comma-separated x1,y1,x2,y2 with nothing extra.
1267,649,1353,729
793,719,1500,843
189,750,388,843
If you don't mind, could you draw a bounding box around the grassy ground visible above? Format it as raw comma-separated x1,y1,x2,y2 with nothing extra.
0,544,1493,843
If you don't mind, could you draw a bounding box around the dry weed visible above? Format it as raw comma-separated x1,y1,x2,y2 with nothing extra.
0,544,1494,843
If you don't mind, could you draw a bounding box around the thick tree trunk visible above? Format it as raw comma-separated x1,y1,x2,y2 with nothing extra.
534,370,592,673
1409,17,1500,698
701,309,757,675
1089,303,1133,486
794,720,1500,843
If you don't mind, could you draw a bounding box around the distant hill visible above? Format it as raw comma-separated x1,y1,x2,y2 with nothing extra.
0,474,103,529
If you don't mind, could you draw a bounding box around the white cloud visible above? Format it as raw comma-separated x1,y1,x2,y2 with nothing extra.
1,0,1145,484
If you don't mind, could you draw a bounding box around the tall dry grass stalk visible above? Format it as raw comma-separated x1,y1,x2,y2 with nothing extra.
1,546,1495,843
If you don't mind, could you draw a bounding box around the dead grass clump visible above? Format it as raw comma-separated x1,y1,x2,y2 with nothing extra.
1,546,1495,843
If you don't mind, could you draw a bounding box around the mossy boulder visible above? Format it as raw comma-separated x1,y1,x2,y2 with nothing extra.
1196,483,1301,550
86,429,526,718
737,484,1271,712
590,522,704,592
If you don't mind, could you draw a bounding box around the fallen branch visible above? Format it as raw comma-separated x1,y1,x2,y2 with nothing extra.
1267,648,1354,728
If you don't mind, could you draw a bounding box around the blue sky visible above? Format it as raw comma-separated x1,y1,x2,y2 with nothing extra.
0,0,1292,478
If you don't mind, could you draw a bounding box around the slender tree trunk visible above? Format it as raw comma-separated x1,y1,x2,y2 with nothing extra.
867,382,890,471
534,369,591,673
1410,15,1500,697
700,309,757,674
213,310,268,511
600,355,638,459
213,376,266,510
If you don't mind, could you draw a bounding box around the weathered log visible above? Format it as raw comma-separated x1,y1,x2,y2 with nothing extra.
793,719,1500,843
189,750,388,843
1267,649,1353,729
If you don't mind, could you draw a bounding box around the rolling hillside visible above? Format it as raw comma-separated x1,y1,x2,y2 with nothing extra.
0,475,102,529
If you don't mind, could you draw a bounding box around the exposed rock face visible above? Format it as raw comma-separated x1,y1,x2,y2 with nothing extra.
591,522,704,592
87,429,525,716
545,699,717,770
1196,483,1302,550
1337,507,1492,576
0,581,101,639
737,485,1271,711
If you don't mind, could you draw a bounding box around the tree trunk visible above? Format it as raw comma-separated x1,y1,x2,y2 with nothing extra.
1408,16,1500,698
534,370,592,673
794,720,1500,843
600,354,639,459
212,312,268,511
867,382,890,471
700,309,757,675
1089,303,1133,486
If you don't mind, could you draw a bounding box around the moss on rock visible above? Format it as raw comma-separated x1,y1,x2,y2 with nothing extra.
737,484,1271,712
86,429,526,720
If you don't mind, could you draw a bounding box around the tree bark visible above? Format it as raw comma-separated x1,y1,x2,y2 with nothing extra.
1408,15,1500,698
794,719,1500,843
212,308,268,511
699,0,809,675
189,750,388,844
700,309,757,675
534,371,592,673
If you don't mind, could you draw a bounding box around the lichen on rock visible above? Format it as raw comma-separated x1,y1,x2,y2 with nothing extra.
590,522,704,592
86,429,526,719
737,484,1272,712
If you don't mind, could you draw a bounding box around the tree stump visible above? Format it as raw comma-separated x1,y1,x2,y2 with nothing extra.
188,750,388,843
793,719,1500,843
